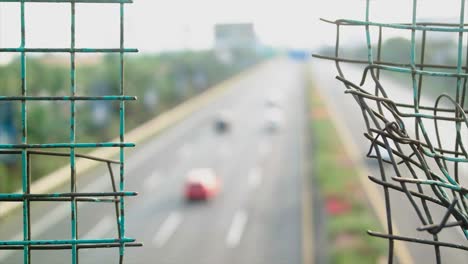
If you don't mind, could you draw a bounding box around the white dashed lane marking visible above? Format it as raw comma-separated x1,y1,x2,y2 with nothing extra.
226,210,248,248
153,211,182,248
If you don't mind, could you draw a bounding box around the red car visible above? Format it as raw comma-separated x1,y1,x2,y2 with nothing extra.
184,168,221,200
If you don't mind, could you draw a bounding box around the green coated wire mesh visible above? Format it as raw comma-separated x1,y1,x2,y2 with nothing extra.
314,0,468,263
0,0,141,263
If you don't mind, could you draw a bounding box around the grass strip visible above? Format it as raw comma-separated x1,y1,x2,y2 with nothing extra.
307,80,386,264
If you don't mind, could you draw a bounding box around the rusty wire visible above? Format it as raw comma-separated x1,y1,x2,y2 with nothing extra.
314,0,468,263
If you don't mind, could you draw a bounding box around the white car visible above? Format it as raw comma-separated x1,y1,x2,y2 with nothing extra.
265,94,282,109
265,108,284,132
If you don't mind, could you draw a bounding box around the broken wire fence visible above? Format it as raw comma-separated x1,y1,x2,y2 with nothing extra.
314,0,468,263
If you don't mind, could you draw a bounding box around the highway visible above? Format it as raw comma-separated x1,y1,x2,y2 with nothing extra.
0,58,307,263
310,60,468,263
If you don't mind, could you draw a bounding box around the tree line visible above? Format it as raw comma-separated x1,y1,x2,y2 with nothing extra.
0,49,266,192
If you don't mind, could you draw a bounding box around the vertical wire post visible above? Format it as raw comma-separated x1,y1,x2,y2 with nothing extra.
70,1,78,263
118,2,126,262
20,1,29,263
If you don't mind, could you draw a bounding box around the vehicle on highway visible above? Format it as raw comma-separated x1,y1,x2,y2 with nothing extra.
265,94,282,109
214,111,231,133
184,168,221,201
264,108,284,132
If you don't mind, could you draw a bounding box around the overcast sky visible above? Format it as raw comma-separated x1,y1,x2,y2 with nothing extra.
0,0,466,54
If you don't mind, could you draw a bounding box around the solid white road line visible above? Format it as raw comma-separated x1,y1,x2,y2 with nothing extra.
83,216,113,239
226,210,248,248
248,167,262,190
153,211,182,248
143,169,161,192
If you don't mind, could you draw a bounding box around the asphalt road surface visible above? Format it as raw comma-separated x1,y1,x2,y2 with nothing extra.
0,58,308,264
310,60,468,264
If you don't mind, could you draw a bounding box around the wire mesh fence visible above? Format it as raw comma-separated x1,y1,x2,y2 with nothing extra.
314,0,468,263
0,0,141,263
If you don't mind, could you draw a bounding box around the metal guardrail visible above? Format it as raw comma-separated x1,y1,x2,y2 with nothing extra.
314,0,468,263
0,0,141,263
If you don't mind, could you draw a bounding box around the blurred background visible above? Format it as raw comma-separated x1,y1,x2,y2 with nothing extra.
0,0,467,263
